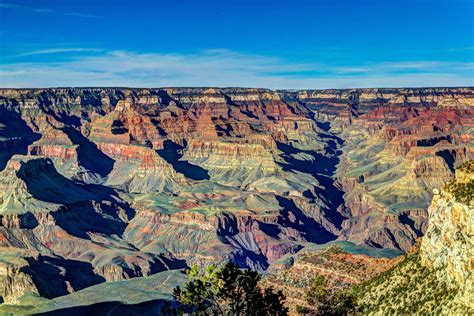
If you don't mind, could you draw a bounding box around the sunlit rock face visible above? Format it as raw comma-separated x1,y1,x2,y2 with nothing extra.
421,161,473,308
0,87,472,303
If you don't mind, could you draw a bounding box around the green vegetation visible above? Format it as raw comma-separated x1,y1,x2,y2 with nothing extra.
444,160,473,204
296,274,358,315
445,180,474,203
294,250,472,315
172,262,288,315
353,252,472,314
457,160,474,173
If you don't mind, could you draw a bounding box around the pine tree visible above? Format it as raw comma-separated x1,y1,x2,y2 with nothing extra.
172,262,288,315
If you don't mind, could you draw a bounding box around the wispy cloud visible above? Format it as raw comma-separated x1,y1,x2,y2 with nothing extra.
448,47,474,52
0,3,102,18
0,49,472,89
10,48,103,58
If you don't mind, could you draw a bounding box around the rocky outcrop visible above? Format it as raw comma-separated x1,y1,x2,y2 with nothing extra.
0,263,38,304
183,139,279,186
420,161,473,308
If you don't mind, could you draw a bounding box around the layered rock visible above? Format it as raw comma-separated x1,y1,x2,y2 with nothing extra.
305,102,474,251
279,87,474,251
279,87,474,132
0,87,472,308
183,139,279,186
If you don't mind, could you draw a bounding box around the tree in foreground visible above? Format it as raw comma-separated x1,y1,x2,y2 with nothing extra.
296,274,358,315
172,262,288,315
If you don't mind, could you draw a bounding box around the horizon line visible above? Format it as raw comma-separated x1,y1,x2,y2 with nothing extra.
1,85,473,91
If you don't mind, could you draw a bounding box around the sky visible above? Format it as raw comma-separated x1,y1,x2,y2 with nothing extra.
0,0,473,89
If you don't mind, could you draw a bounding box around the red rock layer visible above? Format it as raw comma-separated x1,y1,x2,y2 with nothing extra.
334,105,473,250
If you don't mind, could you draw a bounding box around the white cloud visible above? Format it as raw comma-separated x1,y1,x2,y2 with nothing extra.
10,48,103,58
0,3,102,18
0,49,472,89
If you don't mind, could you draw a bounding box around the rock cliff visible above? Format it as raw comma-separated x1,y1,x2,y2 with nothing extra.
420,160,473,308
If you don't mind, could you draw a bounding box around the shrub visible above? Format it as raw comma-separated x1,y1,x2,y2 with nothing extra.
172,262,288,315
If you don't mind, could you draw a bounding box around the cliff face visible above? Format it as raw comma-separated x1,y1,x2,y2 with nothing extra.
420,161,473,308
0,87,472,305
0,260,39,304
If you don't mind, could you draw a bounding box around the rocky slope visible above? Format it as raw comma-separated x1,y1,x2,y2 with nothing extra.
0,156,185,304
0,87,472,307
262,242,400,313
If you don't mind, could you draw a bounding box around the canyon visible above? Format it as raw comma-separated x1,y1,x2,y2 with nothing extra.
0,87,472,312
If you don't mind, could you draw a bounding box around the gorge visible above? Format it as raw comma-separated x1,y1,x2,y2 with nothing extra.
0,87,472,313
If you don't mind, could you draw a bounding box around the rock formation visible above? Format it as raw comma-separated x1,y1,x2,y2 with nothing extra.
281,88,474,250
420,160,473,309
0,87,472,309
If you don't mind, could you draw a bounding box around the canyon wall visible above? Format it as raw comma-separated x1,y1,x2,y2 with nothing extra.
281,87,474,251
0,87,472,304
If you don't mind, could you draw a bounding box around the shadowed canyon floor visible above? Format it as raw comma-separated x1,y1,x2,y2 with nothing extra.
0,87,472,312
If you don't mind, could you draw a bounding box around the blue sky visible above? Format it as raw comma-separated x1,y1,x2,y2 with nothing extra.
0,0,473,88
